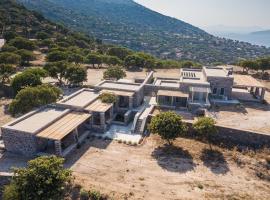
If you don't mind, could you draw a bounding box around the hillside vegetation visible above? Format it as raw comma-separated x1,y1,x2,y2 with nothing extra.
18,0,270,64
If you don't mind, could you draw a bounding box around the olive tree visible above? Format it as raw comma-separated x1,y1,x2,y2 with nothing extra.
193,117,218,149
0,52,21,65
99,92,116,104
0,64,16,83
65,65,87,86
3,156,72,200
44,61,69,85
11,68,47,93
103,66,126,80
149,111,187,145
8,85,62,115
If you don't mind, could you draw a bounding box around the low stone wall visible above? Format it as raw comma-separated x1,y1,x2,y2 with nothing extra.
185,121,270,149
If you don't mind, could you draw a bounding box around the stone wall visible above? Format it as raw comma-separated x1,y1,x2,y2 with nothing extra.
206,77,234,99
184,121,270,149
1,128,38,157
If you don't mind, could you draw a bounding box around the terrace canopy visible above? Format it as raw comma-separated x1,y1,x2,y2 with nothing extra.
157,90,189,107
157,90,188,98
233,75,266,101
36,112,91,140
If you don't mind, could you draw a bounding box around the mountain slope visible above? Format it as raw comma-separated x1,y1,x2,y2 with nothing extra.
18,0,270,64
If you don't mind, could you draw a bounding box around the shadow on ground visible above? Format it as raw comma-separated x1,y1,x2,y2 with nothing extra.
151,144,195,173
65,137,112,168
200,148,230,174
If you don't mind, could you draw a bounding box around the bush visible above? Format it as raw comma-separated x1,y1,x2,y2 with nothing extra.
193,117,218,149
11,68,47,93
3,156,72,200
99,92,116,104
149,111,187,145
80,189,90,200
89,190,102,200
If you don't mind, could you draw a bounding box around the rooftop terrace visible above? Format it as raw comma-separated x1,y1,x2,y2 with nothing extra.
203,67,232,78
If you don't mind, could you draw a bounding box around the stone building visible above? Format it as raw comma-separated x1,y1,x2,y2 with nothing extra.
1,67,266,157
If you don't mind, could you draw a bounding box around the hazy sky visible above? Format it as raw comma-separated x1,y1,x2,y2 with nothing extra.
135,0,270,29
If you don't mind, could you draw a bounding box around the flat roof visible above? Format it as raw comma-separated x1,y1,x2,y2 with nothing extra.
203,67,232,78
8,107,68,133
98,82,140,91
85,100,113,112
157,90,188,98
234,75,265,88
160,81,180,88
59,89,99,108
180,69,209,84
102,89,135,97
37,112,91,140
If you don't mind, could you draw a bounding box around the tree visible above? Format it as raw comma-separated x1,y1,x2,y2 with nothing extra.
239,60,258,73
102,55,122,66
103,66,126,80
193,117,218,149
67,53,84,64
44,61,69,85
181,61,195,68
149,111,187,145
0,52,21,65
11,68,47,93
108,47,132,60
65,65,87,86
9,85,62,115
1,44,18,52
3,31,18,42
124,54,145,68
36,31,50,40
86,53,103,68
3,156,72,200
0,64,16,83
256,57,270,75
9,37,36,51
46,50,68,62
16,49,35,66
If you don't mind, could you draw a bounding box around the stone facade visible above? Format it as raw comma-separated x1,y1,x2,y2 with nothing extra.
1,128,38,157
206,76,234,100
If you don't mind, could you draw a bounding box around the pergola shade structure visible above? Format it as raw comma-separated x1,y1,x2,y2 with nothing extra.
85,99,114,131
157,90,189,107
233,75,266,101
36,112,91,156
189,86,211,104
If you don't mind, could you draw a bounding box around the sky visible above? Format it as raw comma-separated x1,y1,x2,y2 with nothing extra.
134,0,270,30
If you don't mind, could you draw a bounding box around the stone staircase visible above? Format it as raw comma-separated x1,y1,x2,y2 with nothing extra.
133,119,143,134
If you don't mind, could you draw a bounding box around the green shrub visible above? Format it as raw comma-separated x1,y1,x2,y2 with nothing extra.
99,92,116,104
80,189,90,200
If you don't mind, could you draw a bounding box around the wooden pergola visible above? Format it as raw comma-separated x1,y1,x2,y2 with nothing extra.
233,75,266,101
36,112,91,156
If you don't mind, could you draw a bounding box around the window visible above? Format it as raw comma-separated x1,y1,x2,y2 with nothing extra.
165,96,170,102
212,88,217,95
220,88,225,96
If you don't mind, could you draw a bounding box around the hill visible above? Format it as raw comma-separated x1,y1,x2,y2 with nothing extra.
17,0,270,64
251,30,270,35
